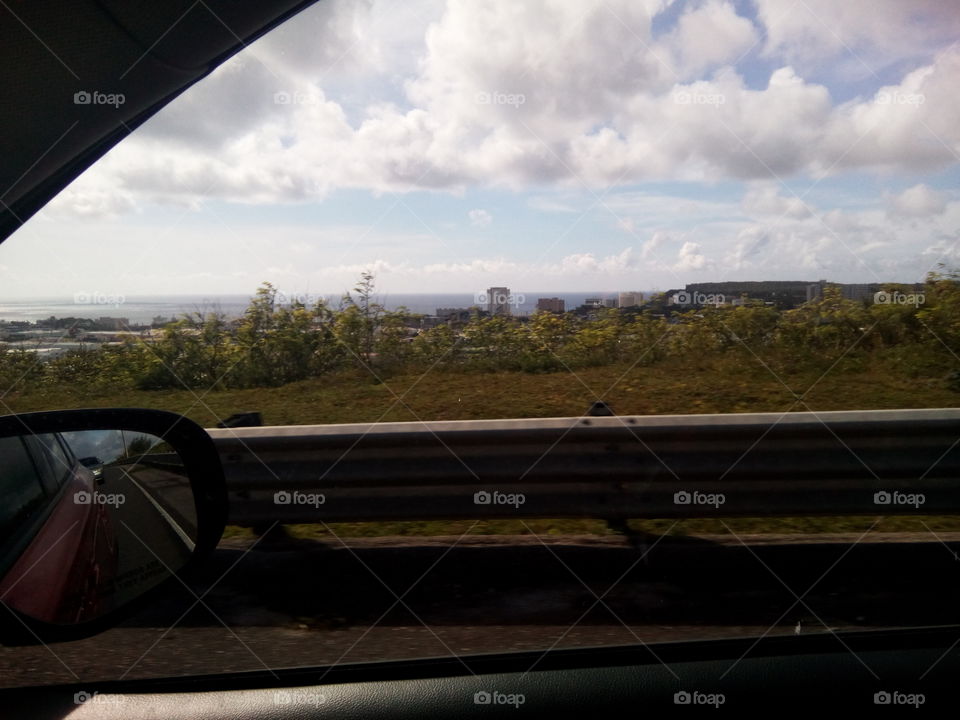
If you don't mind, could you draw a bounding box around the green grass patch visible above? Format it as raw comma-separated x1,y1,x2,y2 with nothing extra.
2,356,956,427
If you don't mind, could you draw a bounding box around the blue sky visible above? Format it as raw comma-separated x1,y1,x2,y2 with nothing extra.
2,0,958,299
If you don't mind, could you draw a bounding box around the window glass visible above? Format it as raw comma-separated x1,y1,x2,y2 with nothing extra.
22,433,73,493
2,0,960,692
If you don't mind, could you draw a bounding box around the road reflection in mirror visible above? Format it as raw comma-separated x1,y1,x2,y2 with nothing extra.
0,430,197,625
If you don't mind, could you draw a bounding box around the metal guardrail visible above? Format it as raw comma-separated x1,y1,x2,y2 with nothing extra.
207,409,960,526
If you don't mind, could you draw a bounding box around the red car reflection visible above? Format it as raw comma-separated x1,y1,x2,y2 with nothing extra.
0,440,118,625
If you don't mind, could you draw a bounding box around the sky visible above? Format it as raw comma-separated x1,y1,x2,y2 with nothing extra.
1,0,959,299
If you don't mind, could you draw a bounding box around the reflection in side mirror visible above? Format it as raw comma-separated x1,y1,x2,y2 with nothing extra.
0,410,225,633
78,456,105,484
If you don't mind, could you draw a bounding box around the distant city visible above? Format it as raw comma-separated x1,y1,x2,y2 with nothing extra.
0,279,930,359
420,280,927,328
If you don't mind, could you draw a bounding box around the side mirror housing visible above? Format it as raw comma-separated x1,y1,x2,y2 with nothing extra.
0,409,226,641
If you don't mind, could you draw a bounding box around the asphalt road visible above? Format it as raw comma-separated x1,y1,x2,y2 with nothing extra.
3,532,960,688
100,464,196,609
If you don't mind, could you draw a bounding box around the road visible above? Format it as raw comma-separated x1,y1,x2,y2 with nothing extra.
2,531,960,688
98,463,196,610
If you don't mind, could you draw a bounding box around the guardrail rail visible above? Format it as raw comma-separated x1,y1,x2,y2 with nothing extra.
208,409,960,525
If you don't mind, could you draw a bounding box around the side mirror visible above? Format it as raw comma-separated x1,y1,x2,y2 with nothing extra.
0,409,226,640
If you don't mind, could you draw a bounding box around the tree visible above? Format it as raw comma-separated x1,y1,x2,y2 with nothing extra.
138,309,234,390
336,271,382,367
235,283,342,386
569,308,623,367
777,286,869,356
411,323,461,368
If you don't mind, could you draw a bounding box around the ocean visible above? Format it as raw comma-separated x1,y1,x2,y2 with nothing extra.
0,292,654,324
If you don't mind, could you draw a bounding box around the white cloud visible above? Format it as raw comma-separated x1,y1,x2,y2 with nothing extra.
674,241,711,272
47,184,137,219
47,1,960,217
654,0,757,80
468,208,492,227
545,247,640,276
641,230,674,260
741,183,811,219
754,0,960,78
10,0,954,312
886,184,949,217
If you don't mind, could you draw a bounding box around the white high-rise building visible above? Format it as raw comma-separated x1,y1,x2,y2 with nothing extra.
618,291,643,307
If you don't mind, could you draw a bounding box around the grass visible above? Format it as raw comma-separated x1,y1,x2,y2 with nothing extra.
2,353,955,428
220,515,960,542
